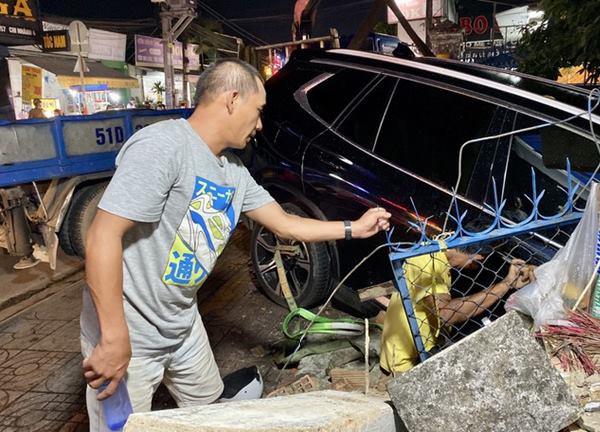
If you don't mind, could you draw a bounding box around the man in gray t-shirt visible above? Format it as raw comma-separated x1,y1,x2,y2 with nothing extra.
82,59,391,431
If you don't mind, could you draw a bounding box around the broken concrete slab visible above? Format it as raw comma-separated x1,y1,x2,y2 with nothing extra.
387,311,580,432
124,390,398,432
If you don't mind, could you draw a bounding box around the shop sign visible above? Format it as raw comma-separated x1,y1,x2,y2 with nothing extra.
135,34,200,70
21,64,42,103
41,30,70,52
0,0,41,46
387,0,444,23
56,75,138,89
37,97,57,112
88,28,126,62
457,0,502,42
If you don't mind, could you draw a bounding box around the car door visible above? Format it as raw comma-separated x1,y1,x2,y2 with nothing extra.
300,66,507,285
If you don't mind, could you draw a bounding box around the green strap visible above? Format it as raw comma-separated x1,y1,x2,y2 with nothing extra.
274,243,382,339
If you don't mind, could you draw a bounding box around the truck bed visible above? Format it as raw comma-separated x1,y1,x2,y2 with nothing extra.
0,108,192,188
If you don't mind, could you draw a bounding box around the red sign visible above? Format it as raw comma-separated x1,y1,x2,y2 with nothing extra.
460,16,491,36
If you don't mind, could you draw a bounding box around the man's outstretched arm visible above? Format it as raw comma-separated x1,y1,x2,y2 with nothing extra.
433,260,534,325
245,201,391,242
83,209,136,400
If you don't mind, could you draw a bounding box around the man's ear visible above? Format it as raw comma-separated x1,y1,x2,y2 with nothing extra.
225,90,240,114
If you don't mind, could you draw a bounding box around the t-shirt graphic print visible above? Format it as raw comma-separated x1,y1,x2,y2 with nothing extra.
162,176,236,288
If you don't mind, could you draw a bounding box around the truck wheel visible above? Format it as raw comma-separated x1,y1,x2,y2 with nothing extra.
251,202,332,308
59,182,107,258
58,216,76,256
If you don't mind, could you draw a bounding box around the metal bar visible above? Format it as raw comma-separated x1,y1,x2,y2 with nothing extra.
389,212,582,262
389,258,431,363
347,0,387,50
255,34,337,51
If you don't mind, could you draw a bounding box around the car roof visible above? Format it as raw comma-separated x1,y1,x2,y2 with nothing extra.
289,49,598,124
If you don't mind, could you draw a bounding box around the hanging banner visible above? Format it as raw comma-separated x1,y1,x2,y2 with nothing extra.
88,28,127,62
0,0,42,46
185,44,200,70
21,65,42,103
387,0,444,23
41,30,70,52
135,34,200,71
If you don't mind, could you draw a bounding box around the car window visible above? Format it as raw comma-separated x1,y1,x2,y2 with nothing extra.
336,76,397,150
306,68,378,124
509,112,599,211
512,114,599,173
373,77,499,189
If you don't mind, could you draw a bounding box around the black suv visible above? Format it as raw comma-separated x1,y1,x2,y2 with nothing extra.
243,48,599,313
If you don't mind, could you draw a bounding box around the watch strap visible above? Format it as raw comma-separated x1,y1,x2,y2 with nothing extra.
344,220,352,240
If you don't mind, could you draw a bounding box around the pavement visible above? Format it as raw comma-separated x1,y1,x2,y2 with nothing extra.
0,228,292,431
2,230,596,431
0,250,84,323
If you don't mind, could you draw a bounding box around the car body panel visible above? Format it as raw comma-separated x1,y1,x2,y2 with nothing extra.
244,48,600,297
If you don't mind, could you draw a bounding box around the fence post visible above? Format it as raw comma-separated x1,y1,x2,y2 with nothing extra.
330,28,340,48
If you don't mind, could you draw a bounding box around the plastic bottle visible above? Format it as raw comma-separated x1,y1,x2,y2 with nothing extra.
99,380,133,431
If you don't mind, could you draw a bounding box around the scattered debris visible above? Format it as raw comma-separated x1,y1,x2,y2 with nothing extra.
537,311,600,375
558,370,600,431
585,402,600,413
249,344,269,358
266,374,320,398
296,346,362,379
329,368,368,391
357,280,395,301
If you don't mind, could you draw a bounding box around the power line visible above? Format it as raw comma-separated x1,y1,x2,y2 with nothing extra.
196,1,264,45
196,1,267,45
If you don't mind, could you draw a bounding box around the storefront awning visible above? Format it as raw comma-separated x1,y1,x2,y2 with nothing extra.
16,54,139,89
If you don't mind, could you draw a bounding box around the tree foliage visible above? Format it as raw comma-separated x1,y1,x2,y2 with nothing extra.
517,0,600,84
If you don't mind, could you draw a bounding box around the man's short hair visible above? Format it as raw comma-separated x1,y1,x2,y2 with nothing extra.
193,59,263,106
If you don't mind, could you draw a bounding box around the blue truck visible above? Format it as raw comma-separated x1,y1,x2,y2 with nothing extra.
0,108,191,269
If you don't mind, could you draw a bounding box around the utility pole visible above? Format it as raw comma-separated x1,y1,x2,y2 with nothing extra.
425,0,433,49
348,0,386,50
182,37,189,105
385,0,434,57
155,0,196,108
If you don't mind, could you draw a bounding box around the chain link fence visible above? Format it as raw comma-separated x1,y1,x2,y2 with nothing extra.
381,222,578,374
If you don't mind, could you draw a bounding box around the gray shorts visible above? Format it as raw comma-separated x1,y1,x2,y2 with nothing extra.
81,311,224,432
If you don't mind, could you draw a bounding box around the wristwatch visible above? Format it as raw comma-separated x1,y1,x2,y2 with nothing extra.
344,220,352,240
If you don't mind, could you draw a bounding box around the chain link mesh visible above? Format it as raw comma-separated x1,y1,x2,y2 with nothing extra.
382,222,578,373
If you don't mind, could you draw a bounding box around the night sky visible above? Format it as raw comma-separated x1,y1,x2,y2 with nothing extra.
38,0,382,43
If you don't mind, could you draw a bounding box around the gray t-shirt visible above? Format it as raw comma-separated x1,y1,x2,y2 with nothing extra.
81,118,273,354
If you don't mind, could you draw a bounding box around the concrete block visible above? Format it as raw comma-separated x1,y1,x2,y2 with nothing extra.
124,390,399,432
387,311,581,432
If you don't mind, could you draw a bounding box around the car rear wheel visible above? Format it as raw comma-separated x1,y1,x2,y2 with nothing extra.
251,202,331,308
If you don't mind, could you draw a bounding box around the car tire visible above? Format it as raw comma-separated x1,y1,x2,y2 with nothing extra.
59,182,107,258
251,202,331,308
